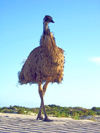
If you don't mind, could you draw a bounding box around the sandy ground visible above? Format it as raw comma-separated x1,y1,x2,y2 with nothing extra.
0,113,100,133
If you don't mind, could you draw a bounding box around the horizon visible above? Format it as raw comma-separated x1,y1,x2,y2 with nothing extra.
1,104,100,110
0,104,100,110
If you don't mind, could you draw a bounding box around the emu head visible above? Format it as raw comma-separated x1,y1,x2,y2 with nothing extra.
43,15,54,24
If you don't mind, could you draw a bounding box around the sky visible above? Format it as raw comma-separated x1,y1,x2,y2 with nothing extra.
0,0,100,109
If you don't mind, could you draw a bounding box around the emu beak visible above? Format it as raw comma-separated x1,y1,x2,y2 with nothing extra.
51,20,54,23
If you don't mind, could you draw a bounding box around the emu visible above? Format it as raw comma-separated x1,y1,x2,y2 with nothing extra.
18,15,64,121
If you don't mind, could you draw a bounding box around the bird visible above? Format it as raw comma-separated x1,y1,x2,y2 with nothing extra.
18,15,65,121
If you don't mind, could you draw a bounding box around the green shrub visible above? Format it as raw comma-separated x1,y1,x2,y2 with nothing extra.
18,109,24,114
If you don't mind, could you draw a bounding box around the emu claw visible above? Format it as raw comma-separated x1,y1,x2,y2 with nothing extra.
37,115,44,120
43,118,53,122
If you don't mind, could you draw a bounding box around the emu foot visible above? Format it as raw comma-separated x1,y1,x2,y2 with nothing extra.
37,115,44,120
43,117,53,122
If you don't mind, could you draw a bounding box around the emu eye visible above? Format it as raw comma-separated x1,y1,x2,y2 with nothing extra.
45,18,48,22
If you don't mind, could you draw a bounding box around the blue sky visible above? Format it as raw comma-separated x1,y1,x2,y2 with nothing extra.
0,0,100,108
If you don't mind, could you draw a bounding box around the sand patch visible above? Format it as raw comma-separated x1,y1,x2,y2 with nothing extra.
0,113,100,133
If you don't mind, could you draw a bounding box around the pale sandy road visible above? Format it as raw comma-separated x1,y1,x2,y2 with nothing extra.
0,113,100,133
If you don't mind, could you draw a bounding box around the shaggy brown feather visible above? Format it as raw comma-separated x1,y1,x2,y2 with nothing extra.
19,25,64,84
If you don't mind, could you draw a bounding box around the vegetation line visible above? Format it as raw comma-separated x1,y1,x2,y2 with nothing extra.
0,105,100,120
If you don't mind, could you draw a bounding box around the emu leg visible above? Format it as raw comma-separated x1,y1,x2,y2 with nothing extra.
43,81,52,121
37,81,52,121
37,83,44,120
42,96,50,121
37,102,43,120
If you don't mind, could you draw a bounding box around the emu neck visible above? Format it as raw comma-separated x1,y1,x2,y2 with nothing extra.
43,22,50,35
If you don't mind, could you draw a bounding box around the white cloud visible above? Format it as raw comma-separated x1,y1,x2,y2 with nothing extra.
90,57,100,64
